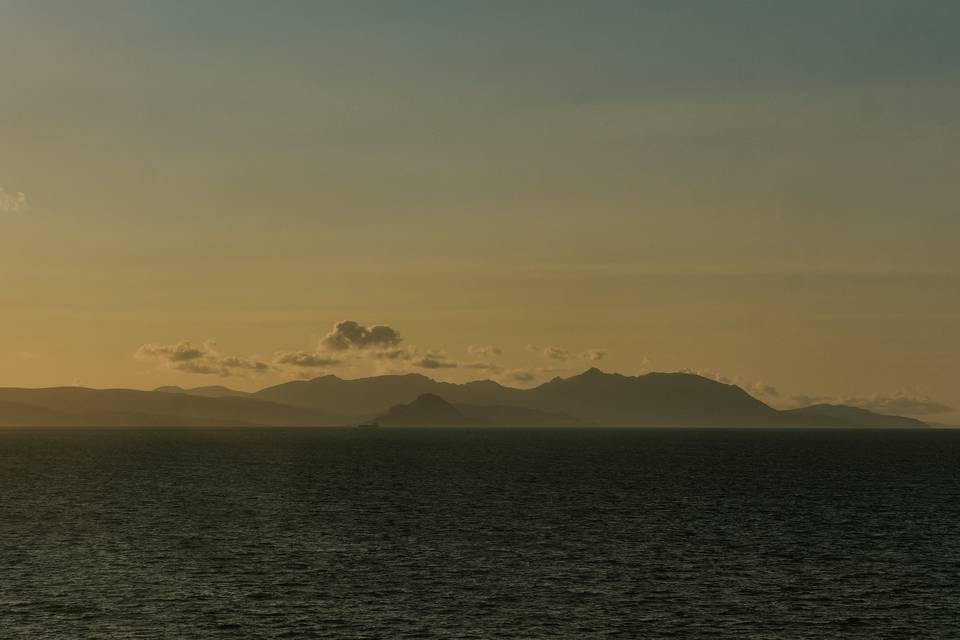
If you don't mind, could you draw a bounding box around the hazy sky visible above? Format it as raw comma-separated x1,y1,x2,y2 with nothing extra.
1,1,958,419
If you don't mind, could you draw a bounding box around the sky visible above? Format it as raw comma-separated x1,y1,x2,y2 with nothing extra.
1,0,958,420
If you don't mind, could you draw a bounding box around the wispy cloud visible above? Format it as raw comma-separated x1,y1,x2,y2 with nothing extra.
468,344,502,358
748,383,780,399
543,346,573,361
0,188,28,213
679,369,780,401
501,369,536,383
273,351,341,369
371,346,417,361
462,361,504,372
135,340,271,377
531,345,610,362
582,349,608,361
414,351,458,370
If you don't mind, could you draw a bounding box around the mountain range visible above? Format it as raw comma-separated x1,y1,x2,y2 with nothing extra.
0,369,929,428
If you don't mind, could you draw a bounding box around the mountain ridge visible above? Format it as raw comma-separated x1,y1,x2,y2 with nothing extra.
154,385,250,398
376,394,591,428
0,387,342,427
0,369,931,429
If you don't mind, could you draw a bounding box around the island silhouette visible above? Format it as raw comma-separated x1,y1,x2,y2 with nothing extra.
0,368,928,428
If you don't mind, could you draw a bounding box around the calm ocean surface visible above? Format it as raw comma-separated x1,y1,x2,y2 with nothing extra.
1,428,958,639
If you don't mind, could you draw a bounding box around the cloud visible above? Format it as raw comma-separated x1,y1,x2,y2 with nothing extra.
790,391,952,417
135,340,270,377
136,342,206,363
854,393,952,416
310,321,508,375
680,369,779,400
320,321,402,352
503,369,536,383
679,368,734,384
534,346,609,362
414,351,458,370
462,362,504,372
581,349,608,361
468,344,502,358
748,382,780,398
215,357,271,375
415,357,458,369
789,394,836,408
675,370,948,417
543,346,573,361
371,346,417,361
363,342,465,373
273,351,341,368
0,188,28,213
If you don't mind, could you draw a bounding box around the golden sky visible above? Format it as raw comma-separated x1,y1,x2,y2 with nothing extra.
1,1,958,420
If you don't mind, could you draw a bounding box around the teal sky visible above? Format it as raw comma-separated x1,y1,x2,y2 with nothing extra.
1,1,958,420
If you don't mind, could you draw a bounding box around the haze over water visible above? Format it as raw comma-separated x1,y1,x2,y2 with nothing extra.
3,427,958,639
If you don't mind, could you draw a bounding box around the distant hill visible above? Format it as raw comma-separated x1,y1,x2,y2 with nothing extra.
525,370,930,428
154,385,250,398
0,401,88,427
259,368,791,427
255,374,527,417
376,394,589,428
0,387,342,427
783,404,929,428
0,369,931,429
0,400,259,428
378,394,480,427
526,369,784,427
260,368,929,428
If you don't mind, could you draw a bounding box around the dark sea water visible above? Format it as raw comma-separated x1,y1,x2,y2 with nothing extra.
1,428,959,639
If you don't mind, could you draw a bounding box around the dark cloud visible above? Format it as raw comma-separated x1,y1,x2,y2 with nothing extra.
414,352,458,370
321,321,402,351
415,358,458,369
274,351,341,368
135,341,270,377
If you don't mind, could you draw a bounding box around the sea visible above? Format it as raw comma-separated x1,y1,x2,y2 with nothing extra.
1,427,958,639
